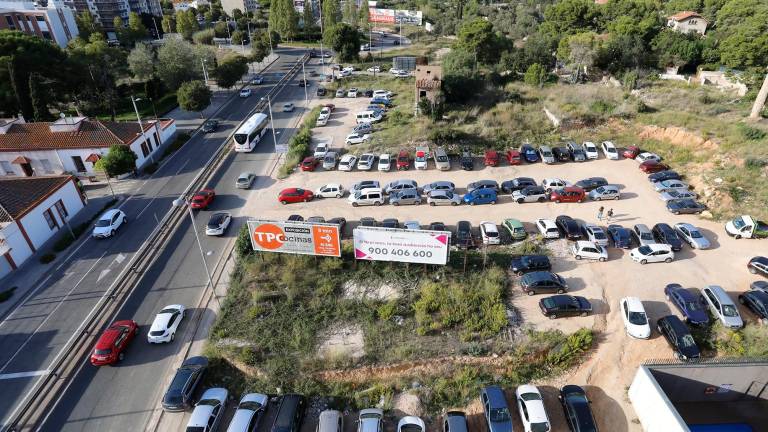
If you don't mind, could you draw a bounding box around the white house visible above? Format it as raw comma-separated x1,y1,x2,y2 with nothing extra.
0,175,85,278
0,116,176,178
667,11,708,35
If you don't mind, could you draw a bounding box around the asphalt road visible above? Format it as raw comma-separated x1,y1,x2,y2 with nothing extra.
0,47,314,432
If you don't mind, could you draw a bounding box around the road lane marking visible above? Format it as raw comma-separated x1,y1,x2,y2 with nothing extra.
0,370,50,380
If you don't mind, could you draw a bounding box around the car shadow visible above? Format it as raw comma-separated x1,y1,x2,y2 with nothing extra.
608,214,638,223
564,276,586,292
642,300,673,335
551,258,577,273
697,227,721,249
589,297,610,317
583,385,630,432
618,192,639,200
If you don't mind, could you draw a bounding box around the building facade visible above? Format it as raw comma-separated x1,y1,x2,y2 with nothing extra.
667,11,708,35
0,116,176,177
0,175,85,278
415,65,442,103
0,0,79,47
220,0,257,16
64,0,160,32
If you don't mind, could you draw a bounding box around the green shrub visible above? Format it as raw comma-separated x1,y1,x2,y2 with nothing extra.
377,300,398,321
40,253,56,264
590,100,615,115
738,124,767,141
235,224,254,259
429,367,487,410
545,328,594,367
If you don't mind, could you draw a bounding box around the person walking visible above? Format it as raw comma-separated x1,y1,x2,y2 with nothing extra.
597,206,604,221
606,208,614,222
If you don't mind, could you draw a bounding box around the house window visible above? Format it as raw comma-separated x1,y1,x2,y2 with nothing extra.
43,208,58,230
55,200,68,219
5,15,15,29
36,15,45,22
41,31,51,40
71,156,86,172
689,19,697,24
0,161,13,175
140,141,149,157
40,159,53,173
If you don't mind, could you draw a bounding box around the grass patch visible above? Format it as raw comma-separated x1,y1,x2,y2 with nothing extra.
278,106,322,178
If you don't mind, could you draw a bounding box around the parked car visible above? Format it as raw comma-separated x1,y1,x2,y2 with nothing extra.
752,281,768,293
630,243,674,264
623,145,641,159
588,185,621,201
506,149,522,165
657,315,700,361
423,181,455,194
520,271,567,296
648,170,681,183
90,320,139,365
278,188,313,204
317,87,327,96
463,189,498,205
349,188,385,207
300,156,319,172
338,154,358,171
536,218,561,239
397,417,425,432
358,409,384,432
205,212,232,236
270,394,306,432
652,223,683,251
502,218,527,241
639,160,670,173
347,88,358,98
674,223,710,249
725,215,768,239
480,386,513,432
582,141,599,159
571,240,608,261
636,152,662,163
600,141,619,160
566,141,586,161
404,221,420,230
540,295,592,319
434,147,451,171
236,172,256,189
541,178,571,192
654,179,690,193
501,177,537,194
748,256,768,276
456,221,475,249
510,255,551,276
553,146,571,162
414,147,429,170
484,149,500,167
467,180,499,193
520,144,539,163
381,218,399,229
539,145,555,164
427,190,461,206
228,393,269,432
581,224,609,246
607,225,633,249
665,283,709,325
515,385,551,432
512,186,548,203
92,209,127,238
201,119,218,133
559,385,599,432
352,181,381,193
345,132,370,145
187,388,228,432
315,183,345,198
161,356,208,412
372,89,393,98
390,190,421,206
659,189,698,202
335,88,346,97
239,88,252,98
322,152,338,170
551,187,585,203
287,215,304,222
556,215,582,240
480,221,501,245
384,179,417,194
396,150,410,170
667,199,706,215
460,148,474,170
701,285,744,329
738,290,768,324
354,122,373,134
190,189,215,209
357,153,376,171
307,216,325,223
632,224,655,246
377,153,392,171
574,177,608,191
620,297,651,339
443,411,468,432
360,217,377,227
429,222,447,232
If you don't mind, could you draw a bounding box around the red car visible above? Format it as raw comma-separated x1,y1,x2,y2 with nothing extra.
550,186,586,203
639,160,670,173
396,150,410,170
623,145,640,159
90,320,139,366
300,156,318,171
190,189,215,209
278,188,313,204
484,150,500,167
323,103,335,112
506,149,521,165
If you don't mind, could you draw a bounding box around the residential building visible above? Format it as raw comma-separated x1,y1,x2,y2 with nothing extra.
220,0,257,15
0,116,176,177
667,11,708,35
0,175,85,278
64,0,161,32
414,64,442,104
0,0,79,48
172,0,206,12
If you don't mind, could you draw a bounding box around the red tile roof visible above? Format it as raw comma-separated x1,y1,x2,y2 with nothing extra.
0,119,153,152
668,11,705,22
0,175,74,221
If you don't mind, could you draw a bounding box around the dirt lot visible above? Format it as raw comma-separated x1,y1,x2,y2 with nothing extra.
240,102,767,431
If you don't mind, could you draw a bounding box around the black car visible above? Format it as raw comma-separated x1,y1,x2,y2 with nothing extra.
327,217,347,234
270,394,306,432
749,256,768,276
657,315,700,361
467,180,500,193
556,215,582,240
559,385,599,432
648,170,681,183
509,255,551,276
738,290,768,323
363,89,374,97
460,148,474,170
652,223,684,251
201,119,218,133
574,177,608,191
456,220,475,249
539,295,592,319
307,216,325,223
520,271,567,296
298,79,308,87
501,177,537,194
316,87,327,96
161,356,208,412
607,224,632,249
667,199,706,215
381,218,400,228
553,146,571,162
360,217,377,227
429,221,447,231
288,214,304,221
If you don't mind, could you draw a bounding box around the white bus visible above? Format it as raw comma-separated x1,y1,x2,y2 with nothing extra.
233,113,269,152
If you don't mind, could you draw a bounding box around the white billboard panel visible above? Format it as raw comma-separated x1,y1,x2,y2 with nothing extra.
353,227,450,265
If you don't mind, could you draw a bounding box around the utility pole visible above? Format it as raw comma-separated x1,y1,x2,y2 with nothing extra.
302,61,309,107
130,96,154,163
152,17,160,40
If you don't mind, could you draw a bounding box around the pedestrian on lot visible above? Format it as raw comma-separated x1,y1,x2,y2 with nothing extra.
607,208,614,222
597,206,604,221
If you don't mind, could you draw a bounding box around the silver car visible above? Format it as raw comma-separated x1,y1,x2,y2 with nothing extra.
323,151,338,170
236,172,255,189
389,190,421,206
467,180,499,193
427,190,461,206
632,224,655,246
659,189,697,202
352,180,380,192
539,145,555,164
674,223,710,249
588,185,621,201
654,180,690,193
384,179,417,194
701,285,743,329
512,186,548,203
422,181,455,194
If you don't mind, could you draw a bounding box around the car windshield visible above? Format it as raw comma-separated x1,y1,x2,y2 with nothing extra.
723,305,739,317
542,298,556,308
239,401,263,411
490,408,510,422
485,229,498,237
159,308,177,314
593,231,607,240
542,150,552,156
401,426,422,432
95,218,111,227
437,155,448,161
531,423,550,432
638,246,652,255
628,311,647,326
520,392,542,402
689,229,703,238
360,413,380,420
94,348,111,355
732,218,746,229
187,427,205,432
680,334,696,348
198,398,220,406
640,232,653,240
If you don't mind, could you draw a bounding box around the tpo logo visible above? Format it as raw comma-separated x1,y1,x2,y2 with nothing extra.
252,223,286,250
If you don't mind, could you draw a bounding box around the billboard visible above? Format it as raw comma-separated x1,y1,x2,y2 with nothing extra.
369,8,423,25
248,220,341,257
353,227,451,265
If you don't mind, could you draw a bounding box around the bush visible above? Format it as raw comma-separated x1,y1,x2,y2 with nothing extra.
590,100,615,115
40,253,56,264
428,126,465,146
738,124,767,141
545,328,594,367
95,144,138,177
235,224,254,259
192,28,215,45
524,63,548,88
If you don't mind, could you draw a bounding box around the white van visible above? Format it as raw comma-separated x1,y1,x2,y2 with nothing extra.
348,188,385,207
356,110,382,124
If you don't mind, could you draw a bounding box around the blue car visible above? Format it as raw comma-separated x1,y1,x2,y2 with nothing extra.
519,144,539,163
463,189,498,205
664,283,710,326
370,97,392,107
607,224,632,249
481,386,513,432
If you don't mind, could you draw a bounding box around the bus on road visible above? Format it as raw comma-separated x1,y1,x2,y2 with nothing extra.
233,113,269,152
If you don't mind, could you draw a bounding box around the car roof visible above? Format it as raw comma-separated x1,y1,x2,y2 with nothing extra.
575,240,598,248
189,404,215,426
622,297,644,311
537,218,556,227
480,222,498,231
397,416,425,431
482,386,507,406
100,209,121,219
318,410,341,432
445,412,468,432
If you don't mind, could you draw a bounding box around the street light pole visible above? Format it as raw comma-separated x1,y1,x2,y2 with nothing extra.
301,61,308,107
173,197,219,307
262,94,278,151
152,17,160,40
131,95,154,163
319,5,326,76
201,59,209,83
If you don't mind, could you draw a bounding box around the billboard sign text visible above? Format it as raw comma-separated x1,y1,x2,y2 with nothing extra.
369,8,423,25
248,220,341,257
353,227,450,265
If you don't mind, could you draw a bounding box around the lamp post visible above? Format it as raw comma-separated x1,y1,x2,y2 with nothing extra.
261,95,278,150
301,61,308,108
319,4,326,76
201,58,209,84
130,96,154,163
173,197,219,307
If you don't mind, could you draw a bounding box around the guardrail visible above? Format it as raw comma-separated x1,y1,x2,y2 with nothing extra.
4,52,309,432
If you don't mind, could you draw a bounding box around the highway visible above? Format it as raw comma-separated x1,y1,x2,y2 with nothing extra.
0,47,317,431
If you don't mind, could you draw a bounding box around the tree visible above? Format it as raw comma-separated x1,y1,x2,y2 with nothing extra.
214,20,230,38
215,55,249,88
156,37,200,88
456,19,501,65
524,63,548,87
557,31,600,72
67,33,127,119
269,0,299,39
651,29,702,70
358,0,370,31
193,28,216,44
441,48,482,103
128,43,156,80
719,22,768,69
302,0,315,35
114,16,127,45
343,0,358,25
542,0,600,37
323,23,360,62
231,30,246,44
177,80,211,114
128,12,149,42
321,0,340,31
75,11,102,41
161,14,175,33
251,31,271,62
29,73,51,121
175,9,198,40
96,145,138,176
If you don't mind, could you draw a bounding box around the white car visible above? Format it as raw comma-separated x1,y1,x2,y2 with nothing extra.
338,154,357,171
239,88,252,98
620,297,651,339
342,66,355,73
236,172,255,189
205,212,232,236
339,69,352,77
378,153,391,171
187,388,228,432
92,209,127,238
414,147,429,170
357,153,376,170
480,221,501,245
654,180,689,192
316,116,328,126
345,132,370,145
372,90,392,99
630,243,674,264
582,141,599,159
314,142,329,159
389,68,404,75
147,304,186,343
318,107,331,121
282,103,295,112
541,178,571,192
367,66,381,73
397,417,425,432
251,76,263,85
315,183,345,198
227,393,268,432
635,152,661,163
395,70,410,78
515,385,551,432
404,221,420,230
600,141,619,160
535,218,560,239
570,240,608,261
347,88,358,98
